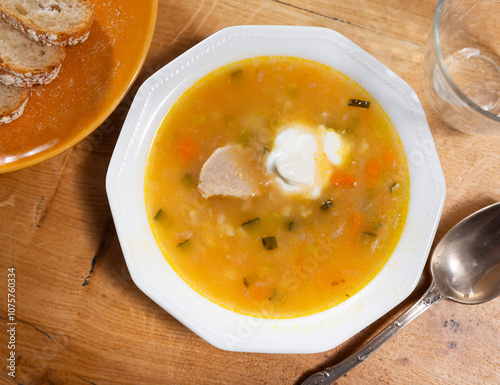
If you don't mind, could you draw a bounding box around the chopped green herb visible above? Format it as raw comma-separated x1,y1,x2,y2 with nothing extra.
287,221,295,231
262,236,278,250
242,217,262,235
182,173,197,188
390,182,400,193
363,231,377,245
154,209,165,221
348,99,370,108
238,128,253,147
243,277,250,287
177,239,190,248
320,199,333,211
230,69,243,85
269,287,285,303
231,69,242,78
242,217,260,227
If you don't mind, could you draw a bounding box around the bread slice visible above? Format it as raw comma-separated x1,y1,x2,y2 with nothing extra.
0,82,30,124
0,18,65,87
0,0,94,46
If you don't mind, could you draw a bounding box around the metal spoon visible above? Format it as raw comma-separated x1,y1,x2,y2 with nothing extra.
302,202,500,385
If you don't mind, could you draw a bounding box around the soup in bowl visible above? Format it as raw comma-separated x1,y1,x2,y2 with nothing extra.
107,26,445,353
145,56,409,319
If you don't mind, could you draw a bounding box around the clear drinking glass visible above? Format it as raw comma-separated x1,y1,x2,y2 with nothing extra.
423,0,500,136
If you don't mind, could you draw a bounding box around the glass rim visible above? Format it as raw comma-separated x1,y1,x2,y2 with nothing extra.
432,0,500,122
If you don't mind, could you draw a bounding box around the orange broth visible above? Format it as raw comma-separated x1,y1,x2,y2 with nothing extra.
145,56,409,319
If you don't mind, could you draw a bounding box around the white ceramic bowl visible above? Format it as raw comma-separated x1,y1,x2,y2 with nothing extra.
106,25,446,354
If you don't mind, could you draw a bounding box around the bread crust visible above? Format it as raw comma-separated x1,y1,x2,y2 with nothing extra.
0,17,66,87
0,86,31,125
0,1,94,46
0,62,63,87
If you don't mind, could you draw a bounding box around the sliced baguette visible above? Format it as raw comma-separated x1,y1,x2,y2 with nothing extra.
0,18,65,87
0,82,30,125
0,0,94,46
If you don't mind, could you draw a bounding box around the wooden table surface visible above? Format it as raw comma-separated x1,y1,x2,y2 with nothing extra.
1,0,499,384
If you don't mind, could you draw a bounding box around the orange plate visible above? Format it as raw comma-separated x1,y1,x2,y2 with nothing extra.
0,0,158,173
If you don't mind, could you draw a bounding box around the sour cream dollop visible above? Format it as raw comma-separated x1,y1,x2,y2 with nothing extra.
266,124,349,198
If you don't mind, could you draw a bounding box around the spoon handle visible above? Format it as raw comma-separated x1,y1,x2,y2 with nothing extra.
301,281,444,385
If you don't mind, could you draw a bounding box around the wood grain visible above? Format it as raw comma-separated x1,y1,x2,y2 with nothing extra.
1,0,500,384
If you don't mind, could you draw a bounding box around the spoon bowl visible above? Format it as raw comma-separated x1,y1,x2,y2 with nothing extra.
432,202,500,304
303,202,500,385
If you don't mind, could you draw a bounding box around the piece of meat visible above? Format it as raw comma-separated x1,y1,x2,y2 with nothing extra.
198,145,261,199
